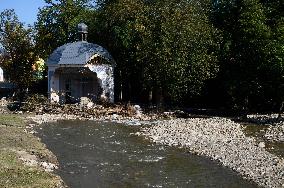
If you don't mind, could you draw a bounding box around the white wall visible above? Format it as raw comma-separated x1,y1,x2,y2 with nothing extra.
48,64,115,104
87,64,115,103
48,66,60,103
0,67,4,82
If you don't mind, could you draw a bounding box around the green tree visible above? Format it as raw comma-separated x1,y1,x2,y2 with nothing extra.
212,0,282,111
35,0,94,58
95,0,148,102
96,0,219,104
0,9,37,89
261,0,284,114
146,0,219,103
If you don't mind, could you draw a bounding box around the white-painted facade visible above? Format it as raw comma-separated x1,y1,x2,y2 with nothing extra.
47,63,115,104
0,67,4,82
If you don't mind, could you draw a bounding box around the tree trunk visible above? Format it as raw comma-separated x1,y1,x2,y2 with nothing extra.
278,101,284,119
149,89,153,106
157,87,164,111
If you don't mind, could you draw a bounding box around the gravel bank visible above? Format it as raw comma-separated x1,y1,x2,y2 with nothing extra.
139,117,284,188
28,114,80,124
27,113,158,127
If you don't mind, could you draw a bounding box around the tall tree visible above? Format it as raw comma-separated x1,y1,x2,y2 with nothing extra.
35,0,94,58
95,0,148,102
212,0,281,111
261,0,284,113
96,0,220,104
0,9,37,89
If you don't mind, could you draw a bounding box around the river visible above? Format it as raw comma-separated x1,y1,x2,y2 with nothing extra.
37,120,258,188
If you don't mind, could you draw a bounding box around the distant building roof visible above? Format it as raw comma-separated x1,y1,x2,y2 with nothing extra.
47,41,115,66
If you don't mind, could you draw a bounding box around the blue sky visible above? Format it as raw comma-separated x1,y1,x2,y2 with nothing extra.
0,0,46,25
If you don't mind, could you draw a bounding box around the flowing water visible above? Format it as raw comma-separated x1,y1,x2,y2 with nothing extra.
37,120,258,188
243,123,284,158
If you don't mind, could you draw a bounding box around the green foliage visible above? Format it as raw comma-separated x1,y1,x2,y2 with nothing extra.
0,9,37,89
33,0,283,110
35,0,94,58
96,0,220,103
212,0,284,111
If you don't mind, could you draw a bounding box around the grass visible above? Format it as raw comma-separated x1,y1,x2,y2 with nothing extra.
0,114,64,188
0,114,24,127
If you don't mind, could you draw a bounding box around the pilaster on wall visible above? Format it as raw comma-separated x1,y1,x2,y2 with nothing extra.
0,67,4,82
48,66,60,103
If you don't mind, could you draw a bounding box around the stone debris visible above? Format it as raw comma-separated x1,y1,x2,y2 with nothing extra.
258,142,266,148
19,102,152,120
26,102,168,126
133,105,142,117
0,107,7,114
0,97,8,106
28,114,79,125
27,112,159,127
138,118,284,188
0,97,9,113
247,114,283,124
17,150,58,172
80,97,92,107
40,161,59,172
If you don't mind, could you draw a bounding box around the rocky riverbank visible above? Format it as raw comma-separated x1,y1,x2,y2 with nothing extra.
26,104,162,126
138,117,284,188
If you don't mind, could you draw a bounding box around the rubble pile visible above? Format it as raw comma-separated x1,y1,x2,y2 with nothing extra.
7,94,145,119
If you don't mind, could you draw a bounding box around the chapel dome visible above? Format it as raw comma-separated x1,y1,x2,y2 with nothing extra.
47,41,115,65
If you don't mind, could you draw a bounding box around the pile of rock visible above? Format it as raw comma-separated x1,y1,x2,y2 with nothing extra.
17,150,58,172
0,97,9,114
139,118,284,188
0,107,7,114
21,101,146,119
0,97,8,106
